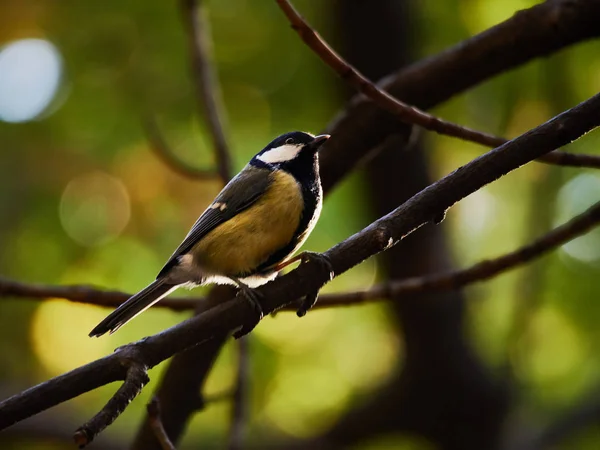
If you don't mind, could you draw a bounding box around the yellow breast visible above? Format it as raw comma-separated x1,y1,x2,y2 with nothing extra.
191,170,304,276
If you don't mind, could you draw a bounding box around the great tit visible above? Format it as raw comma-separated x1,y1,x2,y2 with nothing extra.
89,131,330,338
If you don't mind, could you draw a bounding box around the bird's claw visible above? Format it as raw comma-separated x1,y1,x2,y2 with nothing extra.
233,284,264,339
296,252,334,318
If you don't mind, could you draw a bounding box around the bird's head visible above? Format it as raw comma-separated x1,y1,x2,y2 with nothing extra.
251,131,330,170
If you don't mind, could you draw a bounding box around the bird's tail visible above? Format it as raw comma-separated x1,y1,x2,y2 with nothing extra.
89,279,177,337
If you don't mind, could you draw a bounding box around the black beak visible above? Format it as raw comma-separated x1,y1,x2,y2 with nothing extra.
310,134,330,150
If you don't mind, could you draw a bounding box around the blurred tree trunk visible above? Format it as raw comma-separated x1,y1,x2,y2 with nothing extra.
306,1,510,448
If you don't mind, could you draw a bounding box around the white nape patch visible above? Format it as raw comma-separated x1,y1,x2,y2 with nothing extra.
257,144,301,164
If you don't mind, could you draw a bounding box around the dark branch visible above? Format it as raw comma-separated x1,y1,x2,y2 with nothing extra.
275,0,600,171
147,398,177,450
4,194,600,311
130,286,233,450
0,407,125,450
0,277,193,311
314,198,600,308
142,0,233,184
319,0,600,193
73,363,149,447
142,115,219,180
2,1,595,312
1,90,599,443
180,0,233,183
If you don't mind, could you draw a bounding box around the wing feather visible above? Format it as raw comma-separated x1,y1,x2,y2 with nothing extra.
157,166,272,278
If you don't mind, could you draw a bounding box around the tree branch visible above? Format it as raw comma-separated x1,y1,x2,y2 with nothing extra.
0,278,192,311
5,1,597,447
73,364,149,446
315,198,600,307
0,409,125,450
1,89,599,445
4,193,600,311
142,115,219,180
146,398,177,450
180,0,232,184
142,0,233,184
319,0,600,193
130,286,233,450
275,0,600,172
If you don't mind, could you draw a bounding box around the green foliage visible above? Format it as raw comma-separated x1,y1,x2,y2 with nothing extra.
1,0,600,448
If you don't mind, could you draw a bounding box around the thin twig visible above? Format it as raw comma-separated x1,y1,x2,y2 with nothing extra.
1,410,126,449
180,0,233,183
320,0,600,195
73,364,149,447
147,398,177,450
275,0,600,170
4,196,600,310
143,115,218,180
0,278,194,311
1,91,599,444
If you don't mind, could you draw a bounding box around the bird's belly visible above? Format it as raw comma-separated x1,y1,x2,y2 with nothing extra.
191,171,303,277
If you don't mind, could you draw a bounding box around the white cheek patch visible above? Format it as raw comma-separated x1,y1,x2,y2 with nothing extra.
257,144,301,164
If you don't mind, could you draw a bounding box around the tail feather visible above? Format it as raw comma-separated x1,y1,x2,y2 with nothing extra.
89,279,178,337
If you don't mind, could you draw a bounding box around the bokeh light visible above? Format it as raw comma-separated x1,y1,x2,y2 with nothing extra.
264,362,350,437
31,299,114,376
456,188,497,236
2,2,600,449
556,173,600,263
0,38,63,123
516,305,591,403
59,171,131,247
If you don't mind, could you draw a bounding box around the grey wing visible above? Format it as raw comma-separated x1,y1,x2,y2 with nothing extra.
157,166,272,278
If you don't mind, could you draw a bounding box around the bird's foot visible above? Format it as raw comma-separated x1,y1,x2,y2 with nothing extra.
296,252,334,318
231,278,264,339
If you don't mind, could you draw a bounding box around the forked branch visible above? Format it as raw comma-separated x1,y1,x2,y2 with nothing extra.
275,0,600,170
1,89,599,446
4,194,600,310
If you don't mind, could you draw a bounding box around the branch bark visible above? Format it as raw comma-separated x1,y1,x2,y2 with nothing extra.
180,0,232,183
3,2,600,446
275,0,600,170
318,198,600,307
73,364,149,446
319,0,600,193
5,194,600,310
146,398,177,450
130,286,233,450
1,88,600,444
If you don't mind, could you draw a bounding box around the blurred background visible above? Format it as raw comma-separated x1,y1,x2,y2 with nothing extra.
1,0,600,449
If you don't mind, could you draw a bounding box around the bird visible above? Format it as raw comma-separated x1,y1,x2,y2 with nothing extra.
89,131,332,338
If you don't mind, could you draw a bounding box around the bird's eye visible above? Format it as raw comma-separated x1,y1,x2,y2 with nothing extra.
285,138,294,145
